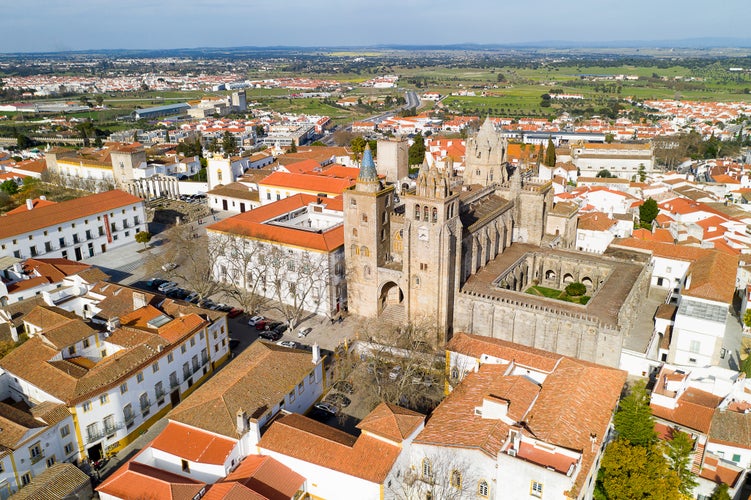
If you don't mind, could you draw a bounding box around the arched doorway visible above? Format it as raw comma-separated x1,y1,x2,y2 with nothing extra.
379,281,404,312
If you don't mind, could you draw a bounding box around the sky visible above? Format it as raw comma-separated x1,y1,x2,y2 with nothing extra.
2,0,749,53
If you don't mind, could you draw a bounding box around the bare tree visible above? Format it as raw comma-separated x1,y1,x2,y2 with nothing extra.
390,448,482,500
348,317,446,414
213,234,270,315
265,247,329,328
155,224,225,300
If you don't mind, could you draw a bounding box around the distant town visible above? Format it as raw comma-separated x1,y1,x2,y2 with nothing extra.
0,47,751,500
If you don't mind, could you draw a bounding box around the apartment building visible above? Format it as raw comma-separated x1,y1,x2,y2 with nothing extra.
0,281,230,466
0,190,146,261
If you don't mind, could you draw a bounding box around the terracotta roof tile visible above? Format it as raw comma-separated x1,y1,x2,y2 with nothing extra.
651,388,723,433
96,460,206,500
0,190,143,239
259,412,404,483
222,454,306,499
151,421,235,465
356,402,424,442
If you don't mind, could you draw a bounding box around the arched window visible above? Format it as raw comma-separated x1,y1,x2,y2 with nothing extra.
352,228,358,237
423,206,429,221
432,207,438,223
421,458,432,479
415,204,421,220
217,169,223,183
361,246,370,257
350,244,359,255
450,367,459,380
450,470,462,489
478,480,489,497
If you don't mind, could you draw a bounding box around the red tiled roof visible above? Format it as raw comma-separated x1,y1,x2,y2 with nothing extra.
0,190,143,239
259,171,355,195
151,421,235,465
207,194,343,252
221,454,306,500
96,458,206,500
259,411,408,483
651,388,723,434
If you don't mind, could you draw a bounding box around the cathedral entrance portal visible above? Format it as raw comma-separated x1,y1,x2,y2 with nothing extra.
378,282,405,322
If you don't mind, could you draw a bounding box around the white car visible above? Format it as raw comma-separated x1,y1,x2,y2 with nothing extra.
297,327,312,338
248,315,265,326
157,281,179,292
388,365,402,381
277,340,298,349
161,262,178,271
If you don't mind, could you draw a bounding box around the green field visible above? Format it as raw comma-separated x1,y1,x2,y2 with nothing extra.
526,285,591,305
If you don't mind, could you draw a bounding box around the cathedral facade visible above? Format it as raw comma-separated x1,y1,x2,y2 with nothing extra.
343,120,648,367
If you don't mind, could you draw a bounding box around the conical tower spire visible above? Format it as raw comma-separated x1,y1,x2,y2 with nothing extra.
359,144,378,182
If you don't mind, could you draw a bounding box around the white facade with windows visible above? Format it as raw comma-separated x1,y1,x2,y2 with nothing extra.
0,191,146,262
0,407,75,499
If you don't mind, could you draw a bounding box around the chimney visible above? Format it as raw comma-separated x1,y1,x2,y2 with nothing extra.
312,342,321,364
133,292,147,310
236,408,248,435
26,199,33,211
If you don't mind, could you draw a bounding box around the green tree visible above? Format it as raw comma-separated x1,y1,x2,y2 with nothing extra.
350,136,366,161
288,142,297,153
709,483,731,500
744,309,751,328
599,439,682,500
565,282,586,297
543,137,556,167
408,132,426,166
639,198,659,227
638,163,647,182
0,179,18,195
221,131,237,157
666,430,698,496
207,137,220,154
135,231,152,250
596,169,614,178
614,380,657,447
95,95,104,107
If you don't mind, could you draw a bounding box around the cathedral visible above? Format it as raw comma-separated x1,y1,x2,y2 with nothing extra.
343,119,649,367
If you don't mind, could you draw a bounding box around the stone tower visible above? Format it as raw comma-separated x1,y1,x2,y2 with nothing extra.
376,137,408,185
110,146,147,186
403,160,462,337
463,117,508,187
343,145,396,318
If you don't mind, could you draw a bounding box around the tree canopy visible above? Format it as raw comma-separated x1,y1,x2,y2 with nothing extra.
639,198,659,227
599,439,682,500
613,380,657,447
543,137,556,167
0,179,18,195
408,132,426,166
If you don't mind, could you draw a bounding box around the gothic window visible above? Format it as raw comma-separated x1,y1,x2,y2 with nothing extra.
351,244,359,255
361,213,368,223
422,458,432,479
450,470,462,489
423,206,429,221
478,480,489,497
217,169,223,183
415,204,421,220
352,228,358,237
432,207,438,223
361,246,370,257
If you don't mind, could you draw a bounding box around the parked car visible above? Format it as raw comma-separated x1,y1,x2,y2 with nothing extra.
146,278,167,288
199,298,216,309
297,327,312,338
227,308,243,318
158,281,179,293
215,303,232,312
388,365,403,381
324,393,351,408
254,320,268,331
273,324,288,336
276,340,298,349
161,262,178,272
259,330,283,341
185,292,199,303
168,288,190,300
411,375,435,387
332,380,354,394
265,321,283,331
248,315,265,326
313,402,338,416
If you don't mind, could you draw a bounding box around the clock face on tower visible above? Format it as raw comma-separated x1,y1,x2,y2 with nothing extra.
418,226,429,242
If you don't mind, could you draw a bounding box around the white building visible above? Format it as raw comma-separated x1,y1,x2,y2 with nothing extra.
571,142,655,180
410,333,627,500
0,190,146,262
0,281,230,463
207,194,347,318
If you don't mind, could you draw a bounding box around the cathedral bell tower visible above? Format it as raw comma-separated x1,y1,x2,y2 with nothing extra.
342,145,396,318
403,160,461,339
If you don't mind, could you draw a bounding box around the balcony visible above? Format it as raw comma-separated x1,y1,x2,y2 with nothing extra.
124,414,135,426
169,378,180,389
155,389,166,401
86,422,124,443
29,451,45,465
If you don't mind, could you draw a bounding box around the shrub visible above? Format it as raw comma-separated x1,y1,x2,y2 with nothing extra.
565,282,587,297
